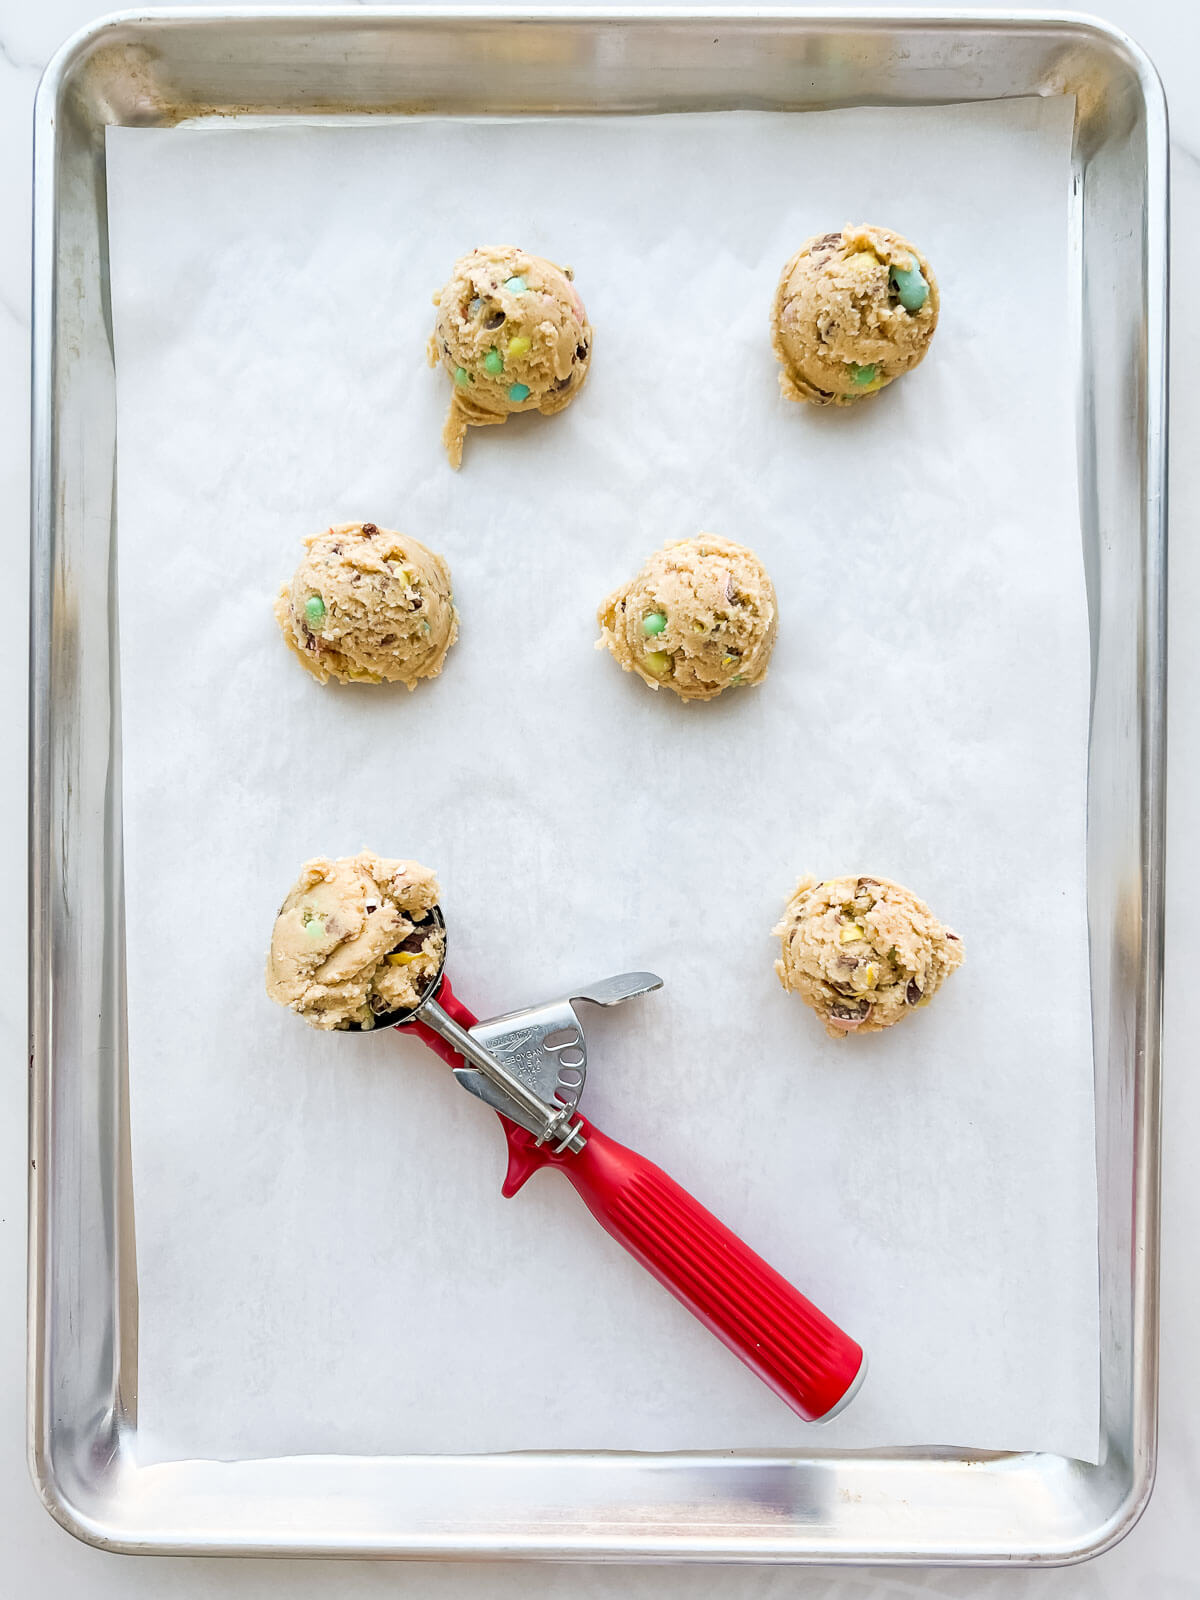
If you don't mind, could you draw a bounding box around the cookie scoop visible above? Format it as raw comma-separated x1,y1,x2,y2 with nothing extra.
267,856,866,1423
771,225,939,406
428,246,592,467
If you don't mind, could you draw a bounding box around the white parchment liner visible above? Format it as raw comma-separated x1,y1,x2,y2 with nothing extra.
106,98,1098,1464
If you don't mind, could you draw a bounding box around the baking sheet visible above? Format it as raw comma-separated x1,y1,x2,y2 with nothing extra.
106,97,1099,1465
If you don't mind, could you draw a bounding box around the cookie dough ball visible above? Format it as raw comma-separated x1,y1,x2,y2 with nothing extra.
773,875,962,1037
267,852,445,1030
597,535,778,703
771,225,938,407
427,246,592,467
275,522,457,687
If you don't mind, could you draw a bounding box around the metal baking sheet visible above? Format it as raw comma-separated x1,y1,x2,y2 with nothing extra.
28,6,1167,1563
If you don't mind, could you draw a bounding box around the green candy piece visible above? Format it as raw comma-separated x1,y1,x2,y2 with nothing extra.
304,594,325,625
454,366,472,387
889,259,928,312
642,612,667,636
508,382,531,403
303,915,324,938
503,275,527,294
849,362,879,387
483,348,504,376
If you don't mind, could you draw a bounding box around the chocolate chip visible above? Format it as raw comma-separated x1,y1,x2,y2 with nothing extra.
815,231,842,250
906,979,922,1005
725,576,737,603
575,344,588,361
947,932,960,941
380,634,397,646
555,373,573,390
830,999,869,1020
484,307,506,330
396,929,427,953
362,523,378,536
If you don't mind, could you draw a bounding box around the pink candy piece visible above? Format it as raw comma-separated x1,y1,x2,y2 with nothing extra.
828,1007,871,1031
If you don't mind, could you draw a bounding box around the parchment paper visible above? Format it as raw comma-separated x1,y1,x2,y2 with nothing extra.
106,98,1099,1465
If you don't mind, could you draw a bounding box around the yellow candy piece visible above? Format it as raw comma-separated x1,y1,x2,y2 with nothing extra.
721,654,736,666
507,335,532,357
844,250,880,277
386,951,421,966
643,651,672,676
840,921,866,943
864,964,878,987
692,620,706,633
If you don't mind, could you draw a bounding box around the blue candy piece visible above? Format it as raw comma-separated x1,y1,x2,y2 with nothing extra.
508,382,531,403
889,258,929,312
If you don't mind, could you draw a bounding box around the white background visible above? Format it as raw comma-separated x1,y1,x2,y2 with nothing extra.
3,2,1198,1596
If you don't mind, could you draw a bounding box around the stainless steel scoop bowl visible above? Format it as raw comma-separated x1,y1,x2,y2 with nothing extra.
345,903,449,1031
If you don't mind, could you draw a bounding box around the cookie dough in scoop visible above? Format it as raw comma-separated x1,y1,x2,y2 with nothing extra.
428,246,592,468
266,852,444,1030
773,875,962,1037
771,224,939,406
597,535,778,703
275,522,457,687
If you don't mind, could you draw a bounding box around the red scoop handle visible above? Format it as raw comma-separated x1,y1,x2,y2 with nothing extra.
408,978,864,1422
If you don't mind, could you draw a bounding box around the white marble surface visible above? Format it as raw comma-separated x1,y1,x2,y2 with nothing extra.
2,2,1196,1594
